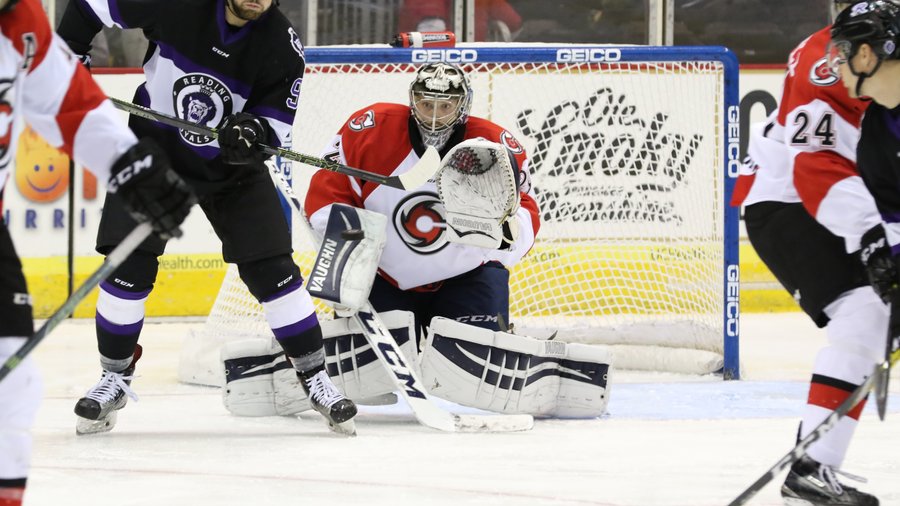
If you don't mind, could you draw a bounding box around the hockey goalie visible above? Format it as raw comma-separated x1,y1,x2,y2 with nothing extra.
221,65,612,418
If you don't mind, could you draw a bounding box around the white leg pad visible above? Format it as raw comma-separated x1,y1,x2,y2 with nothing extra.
221,310,417,416
421,317,612,418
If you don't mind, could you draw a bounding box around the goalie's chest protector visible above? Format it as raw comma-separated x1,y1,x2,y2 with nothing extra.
339,104,511,290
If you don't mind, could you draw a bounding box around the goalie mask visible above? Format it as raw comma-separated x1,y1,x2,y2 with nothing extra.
409,63,473,150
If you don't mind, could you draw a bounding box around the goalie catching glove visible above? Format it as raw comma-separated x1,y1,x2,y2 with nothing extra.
107,138,196,240
437,138,520,249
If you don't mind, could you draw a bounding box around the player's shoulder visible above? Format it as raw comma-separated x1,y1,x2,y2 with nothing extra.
341,102,409,134
0,0,52,50
786,26,835,86
464,117,527,157
256,8,304,61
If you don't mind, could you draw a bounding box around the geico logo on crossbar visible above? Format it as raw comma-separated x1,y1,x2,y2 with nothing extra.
556,48,622,63
411,49,478,63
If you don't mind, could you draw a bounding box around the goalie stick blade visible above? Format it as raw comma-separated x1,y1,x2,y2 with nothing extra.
453,414,534,433
394,146,440,190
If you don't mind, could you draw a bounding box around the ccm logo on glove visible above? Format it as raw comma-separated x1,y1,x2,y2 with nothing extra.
108,154,154,193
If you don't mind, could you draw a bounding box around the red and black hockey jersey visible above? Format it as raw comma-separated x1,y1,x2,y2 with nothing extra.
733,26,879,252
305,103,540,290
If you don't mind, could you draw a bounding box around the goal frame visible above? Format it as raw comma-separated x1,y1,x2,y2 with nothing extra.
291,45,741,378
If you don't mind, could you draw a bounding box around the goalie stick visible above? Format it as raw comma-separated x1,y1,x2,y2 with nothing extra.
0,222,153,383
108,97,440,191
727,348,900,506
260,158,534,432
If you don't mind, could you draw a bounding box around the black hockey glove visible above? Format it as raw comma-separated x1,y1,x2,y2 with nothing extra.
107,138,196,240
860,224,900,303
63,39,92,69
218,113,271,165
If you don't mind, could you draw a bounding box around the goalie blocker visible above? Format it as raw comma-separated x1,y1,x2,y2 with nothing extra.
222,313,611,418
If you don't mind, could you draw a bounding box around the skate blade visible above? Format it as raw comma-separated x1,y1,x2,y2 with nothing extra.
328,418,357,437
76,411,117,435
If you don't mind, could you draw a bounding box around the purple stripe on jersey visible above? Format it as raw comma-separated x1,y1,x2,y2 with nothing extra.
96,312,144,336
139,121,220,161
108,0,126,28
882,211,900,223
100,281,151,301
884,107,900,140
246,106,297,131
216,0,253,46
272,312,319,340
134,84,150,108
259,278,304,303
155,43,252,98
892,244,900,256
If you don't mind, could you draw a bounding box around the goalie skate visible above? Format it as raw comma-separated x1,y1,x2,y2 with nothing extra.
74,345,141,435
299,369,358,436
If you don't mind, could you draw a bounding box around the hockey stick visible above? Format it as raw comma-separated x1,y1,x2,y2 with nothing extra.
107,97,440,191
262,160,533,432
727,348,900,506
874,296,900,420
0,222,153,383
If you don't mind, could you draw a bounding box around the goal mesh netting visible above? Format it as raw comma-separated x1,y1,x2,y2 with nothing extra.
178,45,740,386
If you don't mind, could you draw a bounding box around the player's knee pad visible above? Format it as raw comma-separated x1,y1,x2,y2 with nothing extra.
420,317,611,418
237,254,301,302
823,286,887,362
104,250,159,294
221,311,415,416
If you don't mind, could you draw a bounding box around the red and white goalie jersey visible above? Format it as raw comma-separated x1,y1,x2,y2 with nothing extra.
305,102,540,290
732,26,879,251
0,0,136,195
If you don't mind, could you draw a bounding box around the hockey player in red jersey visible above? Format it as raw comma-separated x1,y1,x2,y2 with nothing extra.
733,2,884,504
0,0,193,503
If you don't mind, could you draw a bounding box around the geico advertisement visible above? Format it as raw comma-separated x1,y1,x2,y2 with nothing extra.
3,69,785,258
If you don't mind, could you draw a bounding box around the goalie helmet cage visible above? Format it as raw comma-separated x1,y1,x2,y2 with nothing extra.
178,44,741,386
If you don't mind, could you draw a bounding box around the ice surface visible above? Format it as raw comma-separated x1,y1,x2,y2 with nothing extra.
23,313,900,506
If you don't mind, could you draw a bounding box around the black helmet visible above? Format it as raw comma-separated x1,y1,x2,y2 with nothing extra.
831,1,900,62
0,0,20,14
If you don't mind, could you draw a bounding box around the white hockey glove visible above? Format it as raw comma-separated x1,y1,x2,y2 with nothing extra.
306,204,387,312
420,317,612,418
437,138,520,250
221,311,417,416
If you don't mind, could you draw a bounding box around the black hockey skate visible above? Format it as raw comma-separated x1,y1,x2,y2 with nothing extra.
74,345,142,435
781,456,878,506
298,369,357,436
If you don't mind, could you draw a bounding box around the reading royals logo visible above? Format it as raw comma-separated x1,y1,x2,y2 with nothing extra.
173,73,234,146
392,192,449,254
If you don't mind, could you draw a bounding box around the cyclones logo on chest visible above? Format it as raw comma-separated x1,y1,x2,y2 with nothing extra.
392,191,449,254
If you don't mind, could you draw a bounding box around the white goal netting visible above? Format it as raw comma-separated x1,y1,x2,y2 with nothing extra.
178,45,740,386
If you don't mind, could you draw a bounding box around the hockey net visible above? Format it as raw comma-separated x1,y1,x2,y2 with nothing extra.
178,45,740,386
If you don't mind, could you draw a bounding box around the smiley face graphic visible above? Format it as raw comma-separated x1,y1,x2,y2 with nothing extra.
15,125,69,202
